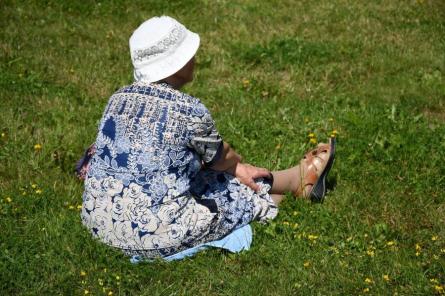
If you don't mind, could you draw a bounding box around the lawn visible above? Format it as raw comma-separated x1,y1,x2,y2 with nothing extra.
1,0,444,295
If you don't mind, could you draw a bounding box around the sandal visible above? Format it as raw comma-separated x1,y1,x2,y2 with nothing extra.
295,137,336,203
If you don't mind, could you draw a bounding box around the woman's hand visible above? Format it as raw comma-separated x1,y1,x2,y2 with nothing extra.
233,163,271,192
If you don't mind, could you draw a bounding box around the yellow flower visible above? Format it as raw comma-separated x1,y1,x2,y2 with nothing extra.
415,243,421,256
303,261,310,267
108,292,113,296
431,278,439,284
242,79,250,87
98,278,104,286
364,277,373,284
5,197,12,203
68,205,75,210
329,118,334,122
332,129,338,135
283,221,290,226
77,204,82,210
31,184,37,189
80,270,86,276
363,288,370,293
309,138,317,144
308,133,316,138
1,132,5,138
84,290,89,295
115,275,120,281
432,236,438,241
383,275,390,282
34,144,42,151
440,248,445,254
308,234,318,241
366,250,375,257
435,285,444,294
35,189,42,194
386,241,396,247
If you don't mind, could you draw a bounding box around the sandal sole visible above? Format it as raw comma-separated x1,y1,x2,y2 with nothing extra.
309,137,336,203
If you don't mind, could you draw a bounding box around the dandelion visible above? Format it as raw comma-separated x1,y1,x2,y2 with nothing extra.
364,278,373,284
108,292,113,296
80,270,87,277
34,143,42,151
383,275,390,282
77,204,82,210
31,184,37,189
430,278,439,284
433,255,439,260
435,285,444,294
432,236,438,241
84,290,89,295
261,91,269,97
98,278,104,286
309,138,317,144
303,261,310,267
415,243,421,256
386,241,396,247
440,248,445,254
304,118,309,123
5,197,12,203
366,250,375,257
68,205,75,210
242,79,250,87
308,133,316,138
329,118,334,122
283,221,290,226
275,143,281,150
115,275,120,281
293,211,298,216
1,132,5,138
308,234,318,241
363,288,370,293
35,189,42,194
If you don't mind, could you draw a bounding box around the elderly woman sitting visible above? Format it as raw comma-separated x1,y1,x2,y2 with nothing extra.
78,16,336,261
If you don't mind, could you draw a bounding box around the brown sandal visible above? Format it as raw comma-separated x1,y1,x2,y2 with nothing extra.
294,138,336,202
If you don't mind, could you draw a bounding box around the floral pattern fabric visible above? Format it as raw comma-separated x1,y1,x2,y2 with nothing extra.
81,81,278,258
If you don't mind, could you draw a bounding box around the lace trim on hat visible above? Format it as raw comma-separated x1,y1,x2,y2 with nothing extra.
132,25,186,63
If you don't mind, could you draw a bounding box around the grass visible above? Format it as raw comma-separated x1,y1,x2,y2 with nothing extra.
1,0,444,295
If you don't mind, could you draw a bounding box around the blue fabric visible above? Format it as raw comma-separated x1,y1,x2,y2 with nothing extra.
130,224,252,263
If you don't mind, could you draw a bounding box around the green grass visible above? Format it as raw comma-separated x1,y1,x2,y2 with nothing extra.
1,0,444,295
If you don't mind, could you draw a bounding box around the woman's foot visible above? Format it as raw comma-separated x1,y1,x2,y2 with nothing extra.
293,138,336,202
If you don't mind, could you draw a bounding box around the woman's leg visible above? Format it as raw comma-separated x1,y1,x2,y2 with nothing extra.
268,141,333,204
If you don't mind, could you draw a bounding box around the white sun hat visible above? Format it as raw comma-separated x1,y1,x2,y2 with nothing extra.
129,16,200,83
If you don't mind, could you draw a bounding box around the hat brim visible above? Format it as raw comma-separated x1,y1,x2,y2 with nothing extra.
133,30,200,83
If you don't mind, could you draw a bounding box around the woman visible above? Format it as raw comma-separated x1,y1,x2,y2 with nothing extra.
79,16,335,261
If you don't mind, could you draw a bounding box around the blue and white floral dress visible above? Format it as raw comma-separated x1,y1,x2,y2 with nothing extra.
81,81,278,258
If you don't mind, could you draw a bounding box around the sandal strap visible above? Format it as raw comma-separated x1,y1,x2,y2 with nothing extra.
295,143,331,197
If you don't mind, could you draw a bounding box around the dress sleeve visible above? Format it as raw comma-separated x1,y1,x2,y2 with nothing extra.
188,103,223,166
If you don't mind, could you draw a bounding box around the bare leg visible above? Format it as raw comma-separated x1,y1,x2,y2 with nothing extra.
270,194,285,205
270,165,304,195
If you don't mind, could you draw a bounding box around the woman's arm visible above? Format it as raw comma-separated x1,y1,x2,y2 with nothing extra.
208,142,271,192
